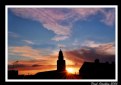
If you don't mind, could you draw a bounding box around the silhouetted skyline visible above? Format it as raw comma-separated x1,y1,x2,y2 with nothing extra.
8,49,115,79
8,51,115,79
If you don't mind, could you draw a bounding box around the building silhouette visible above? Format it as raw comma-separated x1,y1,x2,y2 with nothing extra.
8,70,18,79
79,59,115,79
32,49,67,79
8,50,115,79
57,49,66,72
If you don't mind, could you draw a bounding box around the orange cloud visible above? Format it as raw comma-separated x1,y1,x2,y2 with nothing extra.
8,46,83,75
9,46,78,66
8,42,115,75
9,46,46,59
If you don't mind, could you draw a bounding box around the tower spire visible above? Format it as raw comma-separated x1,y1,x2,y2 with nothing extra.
58,49,64,60
57,49,66,71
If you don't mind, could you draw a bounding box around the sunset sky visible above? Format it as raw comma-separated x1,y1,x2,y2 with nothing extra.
8,7,116,75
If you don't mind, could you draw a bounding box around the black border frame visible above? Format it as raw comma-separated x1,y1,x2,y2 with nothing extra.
0,0,119,84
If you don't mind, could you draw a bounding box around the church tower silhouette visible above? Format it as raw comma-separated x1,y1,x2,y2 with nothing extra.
57,49,66,72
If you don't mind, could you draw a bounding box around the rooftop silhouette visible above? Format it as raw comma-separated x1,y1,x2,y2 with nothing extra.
79,59,115,79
